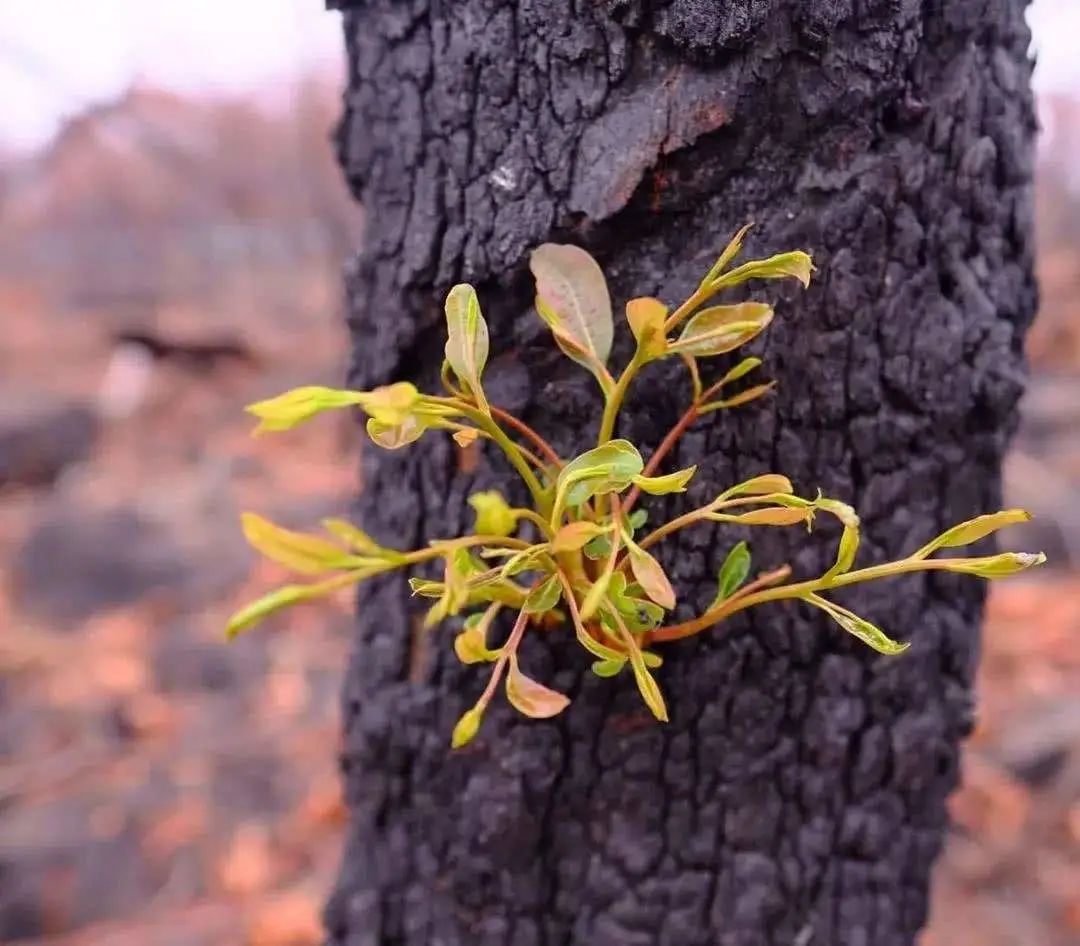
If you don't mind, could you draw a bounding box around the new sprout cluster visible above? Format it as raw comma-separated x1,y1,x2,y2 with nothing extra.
229,227,1044,747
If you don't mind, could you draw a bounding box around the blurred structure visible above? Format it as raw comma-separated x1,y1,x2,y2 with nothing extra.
0,52,1076,946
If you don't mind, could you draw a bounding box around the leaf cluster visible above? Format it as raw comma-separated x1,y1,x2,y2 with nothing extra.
231,226,1045,746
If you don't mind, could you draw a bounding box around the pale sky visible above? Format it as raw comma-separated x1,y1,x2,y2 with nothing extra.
0,0,1075,152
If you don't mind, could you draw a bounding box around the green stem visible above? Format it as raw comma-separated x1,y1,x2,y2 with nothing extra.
597,349,646,446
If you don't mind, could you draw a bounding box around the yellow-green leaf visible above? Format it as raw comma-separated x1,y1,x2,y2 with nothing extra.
468,490,519,537
818,499,860,580
718,474,794,500
712,541,751,607
939,551,1046,578
320,518,382,555
699,382,777,413
631,466,696,495
914,509,1034,559
355,382,421,426
366,414,431,450
444,283,491,413
225,576,353,639
618,626,668,722
591,658,626,677
718,506,811,527
454,606,501,664
451,706,484,748
246,386,365,433
242,512,361,574
703,223,754,285
669,302,774,357
807,594,909,655
625,296,668,360
505,655,571,718
712,250,813,290
557,440,643,509
523,574,562,614
719,355,762,386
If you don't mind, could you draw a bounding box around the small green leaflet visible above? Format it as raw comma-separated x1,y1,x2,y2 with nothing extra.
225,576,353,639
711,250,813,290
806,594,909,655
523,574,562,613
711,541,750,608
444,283,491,413
241,513,366,575
632,466,696,495
590,658,625,678
557,440,644,508
246,385,366,433
451,706,484,748
468,491,519,537
914,509,1033,559
703,223,754,286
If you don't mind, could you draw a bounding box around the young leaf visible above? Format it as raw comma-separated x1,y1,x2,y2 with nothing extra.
557,440,644,509
468,491,519,537
626,542,676,610
226,577,353,639
937,552,1046,578
550,521,610,553
591,658,626,678
627,509,649,532
505,655,571,718
711,251,813,290
454,606,501,664
408,577,444,598
719,355,762,387
529,243,614,370
913,509,1034,559
700,381,777,414
617,624,668,722
523,574,562,614
714,506,812,527
246,386,365,433
631,466,697,495
355,382,422,426
625,297,668,360
806,594,909,655
242,512,362,574
583,534,613,560
818,499,860,580
366,414,431,450
702,223,754,285
669,303,773,357
716,474,794,500
321,518,383,555
712,541,751,607
451,706,484,748
444,283,491,413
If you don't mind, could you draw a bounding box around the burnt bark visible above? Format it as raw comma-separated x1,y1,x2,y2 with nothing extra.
325,2,1037,944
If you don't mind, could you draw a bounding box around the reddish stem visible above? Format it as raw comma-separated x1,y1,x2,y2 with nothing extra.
490,406,563,467
622,403,700,514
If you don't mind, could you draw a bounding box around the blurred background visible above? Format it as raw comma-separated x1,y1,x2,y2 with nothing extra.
0,2,1076,945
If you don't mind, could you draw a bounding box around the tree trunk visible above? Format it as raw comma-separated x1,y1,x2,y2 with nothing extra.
324,2,1036,944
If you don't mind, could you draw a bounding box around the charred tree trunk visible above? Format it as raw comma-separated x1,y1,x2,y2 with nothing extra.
325,2,1036,944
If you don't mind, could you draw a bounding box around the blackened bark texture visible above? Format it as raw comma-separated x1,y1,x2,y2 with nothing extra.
326,2,1036,944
